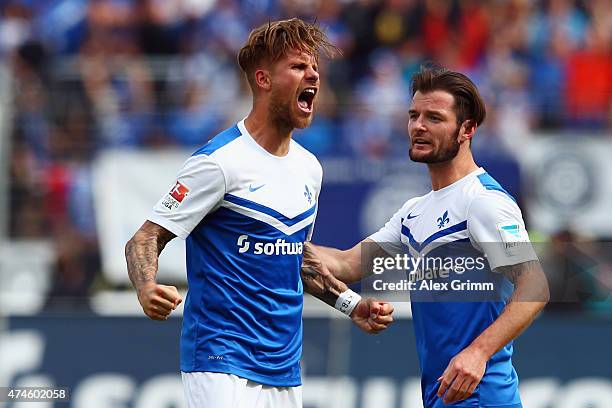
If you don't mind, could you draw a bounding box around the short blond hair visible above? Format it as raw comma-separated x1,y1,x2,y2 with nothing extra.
237,18,337,87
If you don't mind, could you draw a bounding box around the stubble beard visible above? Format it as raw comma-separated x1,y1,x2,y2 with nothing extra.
269,89,313,132
409,126,461,164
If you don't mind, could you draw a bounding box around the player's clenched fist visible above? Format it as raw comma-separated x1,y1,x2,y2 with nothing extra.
351,298,395,334
137,282,182,320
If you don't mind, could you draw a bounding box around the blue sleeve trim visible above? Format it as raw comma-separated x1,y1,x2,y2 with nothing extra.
477,173,517,203
192,125,242,156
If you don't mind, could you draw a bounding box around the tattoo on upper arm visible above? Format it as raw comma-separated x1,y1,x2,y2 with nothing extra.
497,260,538,283
497,260,549,303
154,224,176,252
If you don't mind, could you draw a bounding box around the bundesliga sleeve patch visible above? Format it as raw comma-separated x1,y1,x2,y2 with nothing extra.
162,181,190,210
497,221,529,256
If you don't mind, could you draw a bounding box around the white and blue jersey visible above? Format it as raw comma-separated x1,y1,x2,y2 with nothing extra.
369,168,537,408
149,120,321,387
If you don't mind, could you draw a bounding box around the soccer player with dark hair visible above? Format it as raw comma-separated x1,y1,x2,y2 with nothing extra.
304,65,549,407
125,18,393,408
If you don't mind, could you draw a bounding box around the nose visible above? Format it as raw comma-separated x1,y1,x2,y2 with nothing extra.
306,66,319,82
409,115,426,133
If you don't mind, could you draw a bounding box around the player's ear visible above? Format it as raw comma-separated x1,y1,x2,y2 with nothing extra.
460,119,477,142
254,69,272,91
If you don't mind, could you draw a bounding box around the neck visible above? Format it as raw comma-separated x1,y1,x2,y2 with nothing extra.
427,148,479,190
244,105,292,157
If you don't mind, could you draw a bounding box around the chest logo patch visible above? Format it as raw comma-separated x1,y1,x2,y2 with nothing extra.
304,185,313,204
249,183,265,192
437,210,450,229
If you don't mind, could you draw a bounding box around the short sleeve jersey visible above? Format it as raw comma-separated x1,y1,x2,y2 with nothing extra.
149,120,322,387
369,168,537,408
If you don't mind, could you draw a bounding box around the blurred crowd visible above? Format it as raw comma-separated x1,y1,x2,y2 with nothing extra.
1,0,611,308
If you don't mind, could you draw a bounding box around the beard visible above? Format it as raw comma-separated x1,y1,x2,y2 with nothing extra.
409,125,461,163
269,88,313,131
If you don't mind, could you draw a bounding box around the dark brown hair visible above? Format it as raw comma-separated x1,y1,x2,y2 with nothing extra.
411,65,486,127
237,18,337,86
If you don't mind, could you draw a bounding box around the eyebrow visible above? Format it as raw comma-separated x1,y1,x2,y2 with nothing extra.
408,108,447,116
287,51,316,63
290,56,314,64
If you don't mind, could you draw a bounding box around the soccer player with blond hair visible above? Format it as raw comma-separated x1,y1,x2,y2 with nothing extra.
125,18,393,408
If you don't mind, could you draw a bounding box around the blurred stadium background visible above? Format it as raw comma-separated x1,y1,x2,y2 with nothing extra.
0,0,611,407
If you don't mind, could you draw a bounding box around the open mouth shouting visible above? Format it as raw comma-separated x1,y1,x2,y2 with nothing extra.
297,87,317,114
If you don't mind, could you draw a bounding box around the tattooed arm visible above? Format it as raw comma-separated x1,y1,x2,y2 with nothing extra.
468,260,550,356
125,221,183,320
300,252,352,308
437,260,550,404
301,242,394,334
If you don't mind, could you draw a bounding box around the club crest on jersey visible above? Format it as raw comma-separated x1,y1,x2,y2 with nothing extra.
437,210,450,229
162,181,190,210
304,185,313,204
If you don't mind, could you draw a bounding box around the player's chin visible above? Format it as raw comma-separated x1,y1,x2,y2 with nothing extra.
409,148,437,163
293,114,314,129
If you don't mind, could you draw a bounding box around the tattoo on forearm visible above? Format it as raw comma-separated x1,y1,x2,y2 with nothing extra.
125,223,175,290
301,264,348,308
